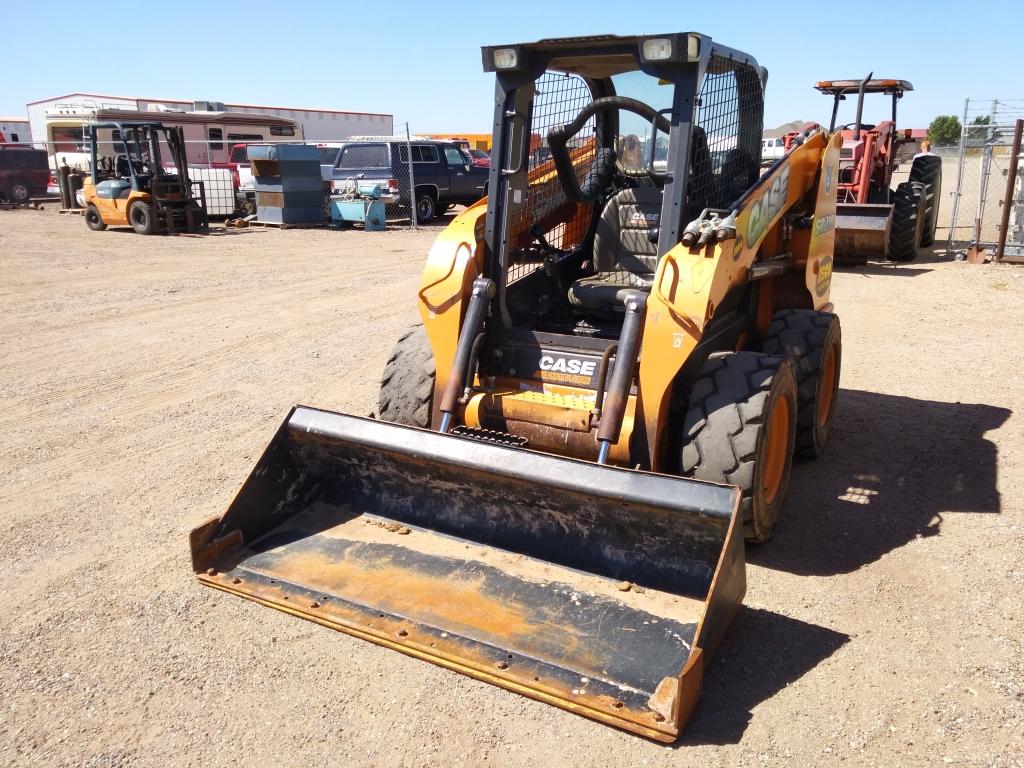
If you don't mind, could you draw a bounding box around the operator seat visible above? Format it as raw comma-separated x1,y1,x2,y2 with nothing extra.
567,187,662,312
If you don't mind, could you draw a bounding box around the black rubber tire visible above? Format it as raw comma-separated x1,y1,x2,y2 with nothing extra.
84,204,106,231
679,351,798,543
888,181,924,262
760,310,842,459
378,324,436,428
415,192,436,224
909,155,942,247
129,200,157,235
4,176,31,204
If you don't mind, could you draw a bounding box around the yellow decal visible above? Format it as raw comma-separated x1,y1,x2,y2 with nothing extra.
814,213,836,236
815,253,833,296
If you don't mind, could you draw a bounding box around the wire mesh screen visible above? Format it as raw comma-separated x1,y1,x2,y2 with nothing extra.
945,140,1020,248
690,56,763,213
507,71,595,284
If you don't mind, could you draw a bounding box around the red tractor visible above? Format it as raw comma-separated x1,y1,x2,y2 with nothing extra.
812,75,941,263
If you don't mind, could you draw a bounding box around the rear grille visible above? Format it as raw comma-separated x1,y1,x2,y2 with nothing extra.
451,425,529,449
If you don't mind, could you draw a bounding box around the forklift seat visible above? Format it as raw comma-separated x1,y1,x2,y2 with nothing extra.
567,187,661,312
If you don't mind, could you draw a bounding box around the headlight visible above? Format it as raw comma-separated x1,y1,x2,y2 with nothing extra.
492,48,519,70
640,34,701,63
641,38,673,61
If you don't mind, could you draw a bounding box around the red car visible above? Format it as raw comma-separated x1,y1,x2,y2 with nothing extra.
465,148,490,168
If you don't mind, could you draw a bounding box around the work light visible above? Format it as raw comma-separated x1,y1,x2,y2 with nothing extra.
493,48,519,70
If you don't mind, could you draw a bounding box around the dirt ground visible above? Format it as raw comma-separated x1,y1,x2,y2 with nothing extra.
1,208,1022,768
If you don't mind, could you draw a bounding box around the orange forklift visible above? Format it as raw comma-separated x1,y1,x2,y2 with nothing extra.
82,121,208,234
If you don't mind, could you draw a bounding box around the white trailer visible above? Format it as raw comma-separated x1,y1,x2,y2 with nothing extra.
43,105,301,171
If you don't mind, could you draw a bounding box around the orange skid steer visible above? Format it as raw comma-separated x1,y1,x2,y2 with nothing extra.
192,32,843,741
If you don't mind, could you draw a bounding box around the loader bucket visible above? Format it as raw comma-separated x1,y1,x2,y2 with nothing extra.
191,407,744,741
834,202,892,264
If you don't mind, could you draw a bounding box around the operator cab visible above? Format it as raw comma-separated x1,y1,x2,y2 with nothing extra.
481,34,765,338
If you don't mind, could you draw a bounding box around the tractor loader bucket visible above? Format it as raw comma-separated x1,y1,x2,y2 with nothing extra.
190,407,744,741
835,202,892,264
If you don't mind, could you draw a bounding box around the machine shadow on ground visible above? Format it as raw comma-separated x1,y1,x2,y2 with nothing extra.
680,607,849,746
837,264,934,278
834,246,958,277
751,389,1010,576
99,226,253,238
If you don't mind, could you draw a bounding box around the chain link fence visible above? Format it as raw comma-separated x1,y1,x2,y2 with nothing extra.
36,126,492,227
942,98,1024,258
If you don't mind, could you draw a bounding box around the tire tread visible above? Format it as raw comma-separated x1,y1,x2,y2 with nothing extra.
680,351,794,541
760,309,841,458
378,324,435,428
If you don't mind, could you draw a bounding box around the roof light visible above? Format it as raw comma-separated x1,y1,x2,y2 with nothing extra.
685,34,700,59
493,48,519,70
642,38,673,61
639,34,701,64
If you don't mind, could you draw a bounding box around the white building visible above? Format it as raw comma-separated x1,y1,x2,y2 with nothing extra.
26,93,392,148
0,116,32,145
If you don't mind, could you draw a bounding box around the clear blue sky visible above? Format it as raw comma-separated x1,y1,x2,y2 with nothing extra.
4,0,1020,131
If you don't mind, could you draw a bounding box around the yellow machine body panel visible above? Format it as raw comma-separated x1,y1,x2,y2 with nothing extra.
639,132,840,464
82,177,150,228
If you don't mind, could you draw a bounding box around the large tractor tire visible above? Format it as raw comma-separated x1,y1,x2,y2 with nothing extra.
378,323,436,428
909,155,943,247
888,181,925,262
760,310,842,459
129,200,158,235
679,351,798,543
84,204,107,231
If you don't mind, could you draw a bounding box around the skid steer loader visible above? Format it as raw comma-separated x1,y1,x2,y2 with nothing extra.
191,33,843,741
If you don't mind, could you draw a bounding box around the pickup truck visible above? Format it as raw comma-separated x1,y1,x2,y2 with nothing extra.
0,147,49,204
330,139,488,222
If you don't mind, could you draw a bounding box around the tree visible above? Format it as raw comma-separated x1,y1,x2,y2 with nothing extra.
927,115,961,146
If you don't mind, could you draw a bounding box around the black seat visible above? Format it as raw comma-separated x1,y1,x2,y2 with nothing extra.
567,187,662,312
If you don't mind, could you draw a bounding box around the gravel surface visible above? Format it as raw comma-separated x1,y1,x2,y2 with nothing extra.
1,208,1022,767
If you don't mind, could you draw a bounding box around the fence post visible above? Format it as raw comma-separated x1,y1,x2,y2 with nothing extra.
946,97,970,255
971,99,1001,247
995,118,1024,262
405,123,417,230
